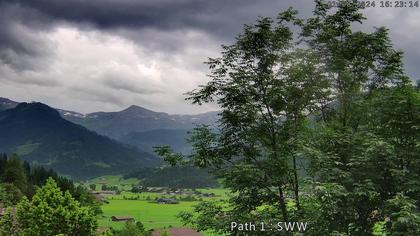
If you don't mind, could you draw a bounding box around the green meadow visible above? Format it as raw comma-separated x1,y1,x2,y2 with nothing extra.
99,199,197,230
90,177,228,235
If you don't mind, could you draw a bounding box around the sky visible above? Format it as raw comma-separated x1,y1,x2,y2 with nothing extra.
0,0,419,114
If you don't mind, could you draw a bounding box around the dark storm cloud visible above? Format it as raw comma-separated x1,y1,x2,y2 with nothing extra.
0,0,311,40
0,0,312,71
0,0,418,114
0,3,55,70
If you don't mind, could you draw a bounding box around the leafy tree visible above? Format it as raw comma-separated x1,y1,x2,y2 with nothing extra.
12,178,97,235
0,208,21,236
112,221,149,236
299,1,418,234
0,183,23,207
385,194,420,235
156,1,419,235
157,7,327,234
89,184,96,191
73,185,103,215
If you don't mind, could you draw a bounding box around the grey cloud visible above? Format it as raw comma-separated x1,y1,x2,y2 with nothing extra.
0,0,418,114
1,0,312,42
0,64,60,87
70,85,126,107
102,75,161,95
0,0,310,72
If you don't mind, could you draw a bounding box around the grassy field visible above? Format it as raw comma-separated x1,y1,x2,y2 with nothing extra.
99,189,228,228
99,199,197,230
84,175,227,235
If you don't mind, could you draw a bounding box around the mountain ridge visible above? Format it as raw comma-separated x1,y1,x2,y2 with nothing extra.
0,102,160,179
0,97,219,157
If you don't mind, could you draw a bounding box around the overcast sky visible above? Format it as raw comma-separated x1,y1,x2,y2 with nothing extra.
0,0,419,114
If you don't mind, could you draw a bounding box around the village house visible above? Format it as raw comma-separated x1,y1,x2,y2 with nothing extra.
91,190,116,203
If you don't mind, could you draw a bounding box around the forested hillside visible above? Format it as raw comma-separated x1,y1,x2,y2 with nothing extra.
124,166,218,189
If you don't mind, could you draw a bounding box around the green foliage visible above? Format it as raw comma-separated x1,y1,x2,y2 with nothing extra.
160,229,171,236
0,183,23,207
372,220,387,236
0,153,102,216
74,185,103,215
154,1,420,235
181,8,321,229
89,183,96,190
385,194,420,235
112,221,149,236
14,178,97,236
0,208,20,236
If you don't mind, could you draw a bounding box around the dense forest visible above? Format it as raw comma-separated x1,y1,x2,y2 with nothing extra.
0,153,153,235
124,166,218,189
0,153,98,209
156,1,420,235
0,153,101,235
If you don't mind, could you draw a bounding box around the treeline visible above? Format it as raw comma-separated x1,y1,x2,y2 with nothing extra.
124,166,218,188
0,153,104,235
0,153,100,213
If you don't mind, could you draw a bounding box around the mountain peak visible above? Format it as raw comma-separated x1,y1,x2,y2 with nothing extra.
122,105,157,114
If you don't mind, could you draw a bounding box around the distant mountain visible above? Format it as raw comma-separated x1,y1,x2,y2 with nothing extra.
0,97,18,111
121,129,191,154
0,97,219,157
0,102,160,179
62,105,219,140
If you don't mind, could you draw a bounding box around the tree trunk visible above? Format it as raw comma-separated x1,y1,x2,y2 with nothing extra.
278,186,289,222
292,156,301,211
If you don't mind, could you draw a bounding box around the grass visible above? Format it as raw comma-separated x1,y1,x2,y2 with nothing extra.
99,199,197,230
84,175,228,235
98,188,228,235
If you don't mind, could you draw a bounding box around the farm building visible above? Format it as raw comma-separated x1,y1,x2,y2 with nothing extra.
91,190,115,203
156,198,179,204
111,216,135,222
